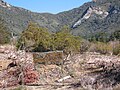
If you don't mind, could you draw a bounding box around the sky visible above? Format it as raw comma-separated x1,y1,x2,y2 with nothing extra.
4,0,91,14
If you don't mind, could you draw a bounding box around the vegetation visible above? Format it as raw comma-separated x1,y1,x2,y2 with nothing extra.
112,42,120,55
53,26,81,52
17,22,52,51
1,0,119,54
17,23,81,52
0,18,10,44
92,42,112,54
110,30,120,41
17,22,120,55
88,30,120,43
1,0,120,40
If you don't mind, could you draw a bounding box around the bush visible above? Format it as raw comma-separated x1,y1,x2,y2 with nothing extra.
95,42,112,54
53,26,81,52
88,41,120,55
89,42,112,54
113,44,120,55
80,40,91,53
17,24,82,53
17,22,52,52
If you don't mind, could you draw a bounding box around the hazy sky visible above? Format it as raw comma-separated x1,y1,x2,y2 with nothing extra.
4,0,91,14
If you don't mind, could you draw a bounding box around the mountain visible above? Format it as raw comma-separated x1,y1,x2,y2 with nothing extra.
0,0,60,35
0,0,120,40
70,0,120,39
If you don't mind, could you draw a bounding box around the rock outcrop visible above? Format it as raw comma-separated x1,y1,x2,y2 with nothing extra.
73,6,109,28
0,0,11,8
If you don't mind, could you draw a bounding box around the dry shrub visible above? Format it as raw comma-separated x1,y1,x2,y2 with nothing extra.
79,40,120,55
89,42,112,54
113,44,120,55
96,42,112,54
80,40,91,53
109,41,120,55
88,41,120,55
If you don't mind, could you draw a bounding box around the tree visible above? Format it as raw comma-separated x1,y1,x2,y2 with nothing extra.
54,26,81,52
18,24,81,52
17,22,52,52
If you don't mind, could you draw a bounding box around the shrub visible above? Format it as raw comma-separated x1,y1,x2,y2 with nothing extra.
95,42,112,54
113,44,120,55
80,40,91,53
53,26,81,52
17,22,53,52
17,24,82,53
89,42,112,54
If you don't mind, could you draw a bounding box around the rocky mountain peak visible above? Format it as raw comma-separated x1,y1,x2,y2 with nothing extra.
0,0,11,8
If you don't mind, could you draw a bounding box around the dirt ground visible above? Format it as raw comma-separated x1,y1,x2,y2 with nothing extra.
0,45,120,90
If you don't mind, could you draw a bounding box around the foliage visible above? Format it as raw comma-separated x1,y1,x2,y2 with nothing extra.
0,18,10,44
110,30,120,41
86,41,120,55
54,26,81,52
18,22,120,55
17,22,52,52
88,32,109,43
94,42,112,54
17,23,81,52
1,0,120,41
80,40,91,53
112,43,120,55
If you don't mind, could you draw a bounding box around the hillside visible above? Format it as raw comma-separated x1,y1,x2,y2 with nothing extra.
0,17,10,44
0,0,120,39
71,0,120,39
0,0,120,89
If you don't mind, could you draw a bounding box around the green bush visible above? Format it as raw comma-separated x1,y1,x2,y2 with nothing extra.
53,26,81,52
17,22,53,51
17,23,81,52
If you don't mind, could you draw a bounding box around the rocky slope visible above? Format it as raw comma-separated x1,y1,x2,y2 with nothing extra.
0,0,120,39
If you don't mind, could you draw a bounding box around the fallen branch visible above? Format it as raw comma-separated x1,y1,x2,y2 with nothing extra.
56,75,72,83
